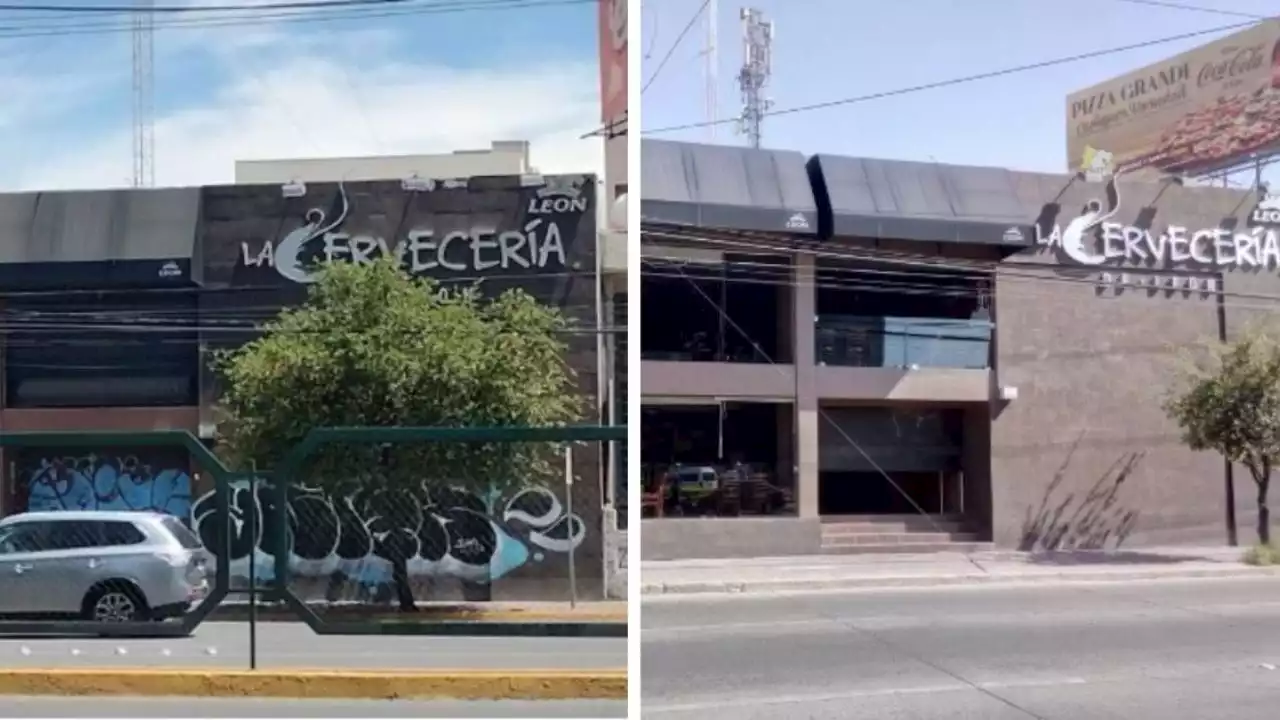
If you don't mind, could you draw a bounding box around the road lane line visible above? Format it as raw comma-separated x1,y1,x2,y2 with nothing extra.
641,619,835,637
643,677,1089,714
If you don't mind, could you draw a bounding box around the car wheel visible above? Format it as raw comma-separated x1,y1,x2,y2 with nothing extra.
84,583,149,623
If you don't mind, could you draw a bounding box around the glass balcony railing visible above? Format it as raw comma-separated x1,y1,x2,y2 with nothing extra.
816,315,992,370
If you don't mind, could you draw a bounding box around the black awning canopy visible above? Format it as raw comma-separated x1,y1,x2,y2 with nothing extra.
641,138,819,236
808,154,1038,248
0,187,201,288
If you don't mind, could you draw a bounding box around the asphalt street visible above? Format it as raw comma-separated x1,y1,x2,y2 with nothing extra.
0,621,625,670
642,575,1280,719
0,696,626,718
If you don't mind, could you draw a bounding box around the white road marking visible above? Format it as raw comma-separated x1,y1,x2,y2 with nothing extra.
643,677,1089,714
642,619,835,637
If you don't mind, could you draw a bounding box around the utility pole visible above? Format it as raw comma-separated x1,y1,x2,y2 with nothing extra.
132,0,156,188
736,8,773,149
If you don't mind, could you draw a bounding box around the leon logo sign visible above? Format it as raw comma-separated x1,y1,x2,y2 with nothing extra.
1251,193,1280,226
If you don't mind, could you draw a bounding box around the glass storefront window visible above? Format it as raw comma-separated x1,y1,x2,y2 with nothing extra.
641,402,796,518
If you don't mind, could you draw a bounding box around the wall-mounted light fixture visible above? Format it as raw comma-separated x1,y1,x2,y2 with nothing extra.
281,180,306,198
401,174,434,192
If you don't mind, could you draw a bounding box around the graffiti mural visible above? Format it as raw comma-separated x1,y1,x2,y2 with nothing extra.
190,481,587,591
14,451,589,597
21,455,193,518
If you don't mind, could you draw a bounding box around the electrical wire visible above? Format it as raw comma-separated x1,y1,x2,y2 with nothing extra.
0,0,416,13
1107,0,1267,19
641,0,711,94
0,0,592,39
641,17,1261,134
641,225,1280,306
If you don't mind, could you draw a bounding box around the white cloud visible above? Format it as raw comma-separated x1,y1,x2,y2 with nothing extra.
8,51,603,191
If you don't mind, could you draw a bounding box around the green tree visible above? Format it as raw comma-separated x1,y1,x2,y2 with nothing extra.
1165,331,1280,545
213,258,582,608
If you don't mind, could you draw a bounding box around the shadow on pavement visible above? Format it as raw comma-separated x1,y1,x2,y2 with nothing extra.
1023,550,1224,566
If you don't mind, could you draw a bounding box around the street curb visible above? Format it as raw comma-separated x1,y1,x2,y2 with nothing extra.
210,604,627,624
0,669,628,700
641,565,1280,597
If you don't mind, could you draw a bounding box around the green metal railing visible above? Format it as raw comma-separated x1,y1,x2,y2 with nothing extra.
0,425,625,640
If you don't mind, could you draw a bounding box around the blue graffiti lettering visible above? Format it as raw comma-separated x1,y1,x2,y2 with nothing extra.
24,455,192,518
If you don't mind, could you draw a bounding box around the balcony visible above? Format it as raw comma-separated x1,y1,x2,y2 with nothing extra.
814,316,992,403
816,316,992,370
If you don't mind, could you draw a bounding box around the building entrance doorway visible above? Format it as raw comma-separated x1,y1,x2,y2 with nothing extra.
817,406,964,516
819,470,963,515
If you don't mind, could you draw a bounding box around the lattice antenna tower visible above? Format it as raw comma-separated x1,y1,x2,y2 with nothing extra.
736,7,773,149
705,0,719,141
132,0,156,188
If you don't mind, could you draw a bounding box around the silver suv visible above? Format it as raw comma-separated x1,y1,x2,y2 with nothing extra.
0,511,210,622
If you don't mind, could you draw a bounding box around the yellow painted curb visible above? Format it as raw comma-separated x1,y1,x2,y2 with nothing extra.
0,669,628,700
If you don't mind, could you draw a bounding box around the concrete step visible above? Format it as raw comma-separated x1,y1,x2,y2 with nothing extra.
819,541,995,555
823,520,970,534
821,514,964,523
821,531,980,545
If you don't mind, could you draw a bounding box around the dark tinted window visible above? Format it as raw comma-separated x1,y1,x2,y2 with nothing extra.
0,523,48,553
158,516,202,549
100,521,147,546
45,521,103,549
5,290,198,409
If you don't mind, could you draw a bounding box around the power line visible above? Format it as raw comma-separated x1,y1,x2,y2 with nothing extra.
642,17,1260,135
641,226,1280,306
641,0,711,94
0,0,590,39
0,0,414,13
1108,0,1266,19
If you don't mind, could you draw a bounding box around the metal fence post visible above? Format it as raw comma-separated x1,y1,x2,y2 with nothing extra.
564,444,577,609
247,466,258,670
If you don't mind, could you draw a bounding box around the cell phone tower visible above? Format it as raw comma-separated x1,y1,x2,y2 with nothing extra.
736,7,773,149
132,0,156,188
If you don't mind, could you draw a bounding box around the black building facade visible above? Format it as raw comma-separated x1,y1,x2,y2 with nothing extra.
0,174,605,600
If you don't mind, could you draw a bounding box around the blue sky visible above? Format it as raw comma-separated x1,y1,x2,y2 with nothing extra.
640,0,1275,179
0,0,601,190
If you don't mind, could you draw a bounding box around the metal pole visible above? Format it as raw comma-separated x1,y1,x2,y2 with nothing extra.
247,466,258,670
1216,272,1239,547
564,445,578,609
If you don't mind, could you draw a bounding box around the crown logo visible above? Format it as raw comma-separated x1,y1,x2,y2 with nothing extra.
537,175,586,199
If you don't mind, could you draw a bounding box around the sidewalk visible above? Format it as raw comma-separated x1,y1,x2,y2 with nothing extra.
212,599,627,623
641,547,1280,597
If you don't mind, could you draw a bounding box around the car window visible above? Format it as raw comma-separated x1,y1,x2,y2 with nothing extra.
100,521,147,547
0,523,49,554
44,520,103,550
158,516,202,550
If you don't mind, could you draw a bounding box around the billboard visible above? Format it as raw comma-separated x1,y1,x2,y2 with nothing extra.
1066,20,1280,178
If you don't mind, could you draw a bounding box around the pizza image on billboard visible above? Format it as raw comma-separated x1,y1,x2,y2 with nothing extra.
1067,21,1280,177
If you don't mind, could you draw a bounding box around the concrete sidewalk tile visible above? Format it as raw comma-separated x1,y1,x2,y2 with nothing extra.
641,560,1280,596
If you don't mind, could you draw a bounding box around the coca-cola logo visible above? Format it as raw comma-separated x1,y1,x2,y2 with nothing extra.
1197,44,1265,87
